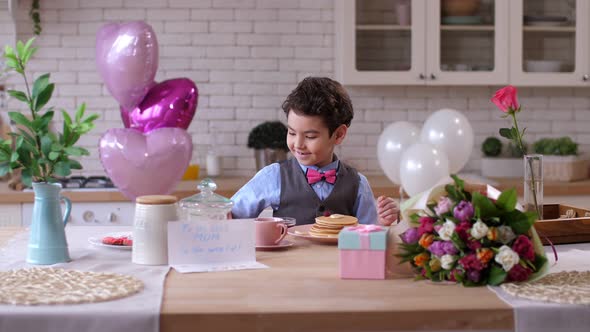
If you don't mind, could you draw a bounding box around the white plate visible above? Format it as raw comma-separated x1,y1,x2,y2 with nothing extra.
88,232,133,250
288,225,338,245
256,240,295,250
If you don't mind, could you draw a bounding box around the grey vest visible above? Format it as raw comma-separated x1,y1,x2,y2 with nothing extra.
274,158,359,225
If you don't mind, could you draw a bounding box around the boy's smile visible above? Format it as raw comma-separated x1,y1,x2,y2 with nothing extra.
286,110,347,168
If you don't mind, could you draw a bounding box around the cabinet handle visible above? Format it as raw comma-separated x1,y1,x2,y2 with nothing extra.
583,75,589,81
430,74,436,80
419,73,425,80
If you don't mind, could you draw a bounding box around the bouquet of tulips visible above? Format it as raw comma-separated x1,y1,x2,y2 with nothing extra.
398,175,548,286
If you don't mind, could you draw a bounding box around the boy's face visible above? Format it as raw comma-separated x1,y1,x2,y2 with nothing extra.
286,110,347,168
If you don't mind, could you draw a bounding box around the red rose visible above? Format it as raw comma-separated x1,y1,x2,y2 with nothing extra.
491,85,519,113
466,240,482,251
455,221,471,241
507,264,533,282
418,217,436,236
512,235,535,261
458,254,485,271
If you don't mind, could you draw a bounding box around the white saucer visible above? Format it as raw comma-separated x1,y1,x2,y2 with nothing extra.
256,240,294,250
88,232,133,250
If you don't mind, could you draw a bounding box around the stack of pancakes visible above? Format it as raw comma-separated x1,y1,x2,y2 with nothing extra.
308,214,358,238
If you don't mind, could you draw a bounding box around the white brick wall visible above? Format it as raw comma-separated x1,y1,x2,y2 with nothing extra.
1,0,589,180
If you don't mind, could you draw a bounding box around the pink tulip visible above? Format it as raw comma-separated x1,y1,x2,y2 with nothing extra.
491,85,519,113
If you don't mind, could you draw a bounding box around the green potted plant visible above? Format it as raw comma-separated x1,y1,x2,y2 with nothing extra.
533,136,588,181
0,38,98,264
247,121,289,171
480,136,527,178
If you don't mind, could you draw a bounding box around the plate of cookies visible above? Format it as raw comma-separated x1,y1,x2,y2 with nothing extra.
288,214,358,244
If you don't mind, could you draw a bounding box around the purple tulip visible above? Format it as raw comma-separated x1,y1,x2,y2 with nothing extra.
401,228,420,244
442,241,459,255
453,201,474,223
467,270,481,283
428,241,446,256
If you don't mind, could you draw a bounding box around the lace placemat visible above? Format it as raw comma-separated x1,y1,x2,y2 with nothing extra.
501,271,590,305
0,267,144,305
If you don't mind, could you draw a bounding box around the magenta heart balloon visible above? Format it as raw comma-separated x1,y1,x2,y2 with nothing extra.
96,21,159,109
99,127,192,200
120,78,198,133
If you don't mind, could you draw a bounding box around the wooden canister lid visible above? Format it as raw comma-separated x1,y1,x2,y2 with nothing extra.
136,195,178,205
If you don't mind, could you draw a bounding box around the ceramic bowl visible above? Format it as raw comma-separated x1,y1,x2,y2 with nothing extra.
441,0,480,17
525,60,562,72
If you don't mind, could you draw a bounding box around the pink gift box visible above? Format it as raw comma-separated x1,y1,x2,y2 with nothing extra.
338,225,386,280
339,250,386,279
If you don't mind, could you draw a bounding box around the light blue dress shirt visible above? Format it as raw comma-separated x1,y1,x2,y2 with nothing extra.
231,159,378,224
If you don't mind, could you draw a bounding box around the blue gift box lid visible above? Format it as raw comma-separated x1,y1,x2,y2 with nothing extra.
338,225,387,250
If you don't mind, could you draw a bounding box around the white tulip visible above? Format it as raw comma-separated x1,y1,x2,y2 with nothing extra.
438,219,456,241
440,254,456,270
470,219,489,240
494,245,520,271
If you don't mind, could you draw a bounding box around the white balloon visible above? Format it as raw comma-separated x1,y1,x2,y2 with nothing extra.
420,108,474,173
377,121,420,184
400,142,450,197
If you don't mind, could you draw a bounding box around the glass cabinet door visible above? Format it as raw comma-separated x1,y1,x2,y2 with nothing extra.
426,0,509,85
510,0,589,86
336,0,426,85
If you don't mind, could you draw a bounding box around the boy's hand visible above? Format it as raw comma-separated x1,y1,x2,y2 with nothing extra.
377,196,399,226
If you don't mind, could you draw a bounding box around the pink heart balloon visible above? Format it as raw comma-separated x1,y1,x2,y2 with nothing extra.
96,21,159,109
99,127,192,200
120,78,198,133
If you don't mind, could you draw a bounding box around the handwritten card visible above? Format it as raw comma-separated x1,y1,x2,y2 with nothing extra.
167,219,268,273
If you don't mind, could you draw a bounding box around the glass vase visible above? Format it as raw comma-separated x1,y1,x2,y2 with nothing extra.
524,154,543,219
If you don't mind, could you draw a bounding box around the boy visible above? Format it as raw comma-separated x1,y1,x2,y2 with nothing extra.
231,77,398,225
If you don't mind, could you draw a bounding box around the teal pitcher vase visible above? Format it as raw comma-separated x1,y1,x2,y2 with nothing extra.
27,182,72,265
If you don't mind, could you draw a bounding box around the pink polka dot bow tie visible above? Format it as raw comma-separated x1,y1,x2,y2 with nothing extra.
306,168,337,185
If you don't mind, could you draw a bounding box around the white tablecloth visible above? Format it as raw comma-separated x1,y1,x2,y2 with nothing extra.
0,226,169,332
489,242,590,332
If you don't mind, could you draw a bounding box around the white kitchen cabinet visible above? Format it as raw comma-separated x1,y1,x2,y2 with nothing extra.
336,0,509,85
0,204,21,226
509,0,590,86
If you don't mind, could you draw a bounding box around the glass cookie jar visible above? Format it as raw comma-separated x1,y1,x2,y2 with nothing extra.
178,178,233,221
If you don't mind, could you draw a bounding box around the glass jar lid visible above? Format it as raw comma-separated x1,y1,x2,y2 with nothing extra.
178,178,233,211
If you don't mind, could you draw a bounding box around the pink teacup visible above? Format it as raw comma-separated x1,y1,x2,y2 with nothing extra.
255,218,288,246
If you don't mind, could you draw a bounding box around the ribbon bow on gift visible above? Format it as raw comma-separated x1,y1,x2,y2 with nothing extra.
306,168,337,184
347,224,383,233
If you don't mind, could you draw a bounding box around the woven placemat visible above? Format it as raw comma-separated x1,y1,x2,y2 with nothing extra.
501,271,590,305
0,268,144,305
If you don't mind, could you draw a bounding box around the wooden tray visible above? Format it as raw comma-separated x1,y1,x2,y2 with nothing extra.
535,204,590,245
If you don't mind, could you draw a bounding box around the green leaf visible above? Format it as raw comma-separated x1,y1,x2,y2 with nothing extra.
7,90,29,103
471,192,498,218
83,113,99,124
10,152,18,163
68,159,82,170
0,162,11,176
21,169,33,187
499,127,513,140
8,112,33,130
48,151,60,161
496,188,517,212
40,135,52,157
0,148,9,162
22,47,37,65
31,73,50,101
15,136,24,150
34,83,54,112
488,264,508,286
64,146,86,156
5,57,20,71
503,210,536,235
53,161,71,177
62,110,72,127
451,232,466,250
75,103,86,123
15,40,25,59
16,129,37,148
76,122,93,134
4,45,15,58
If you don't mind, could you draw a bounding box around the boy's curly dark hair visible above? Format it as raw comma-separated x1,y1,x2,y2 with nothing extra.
281,77,353,136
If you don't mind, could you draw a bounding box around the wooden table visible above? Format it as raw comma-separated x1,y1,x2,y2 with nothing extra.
0,227,513,331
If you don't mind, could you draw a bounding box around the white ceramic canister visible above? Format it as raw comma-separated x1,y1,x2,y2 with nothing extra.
132,195,178,265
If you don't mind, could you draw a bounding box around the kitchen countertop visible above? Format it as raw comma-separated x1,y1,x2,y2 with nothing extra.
1,176,590,203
